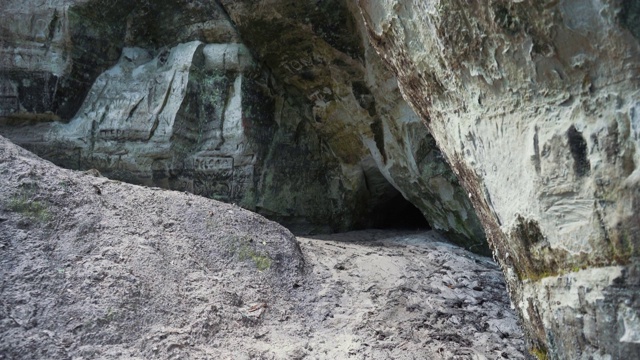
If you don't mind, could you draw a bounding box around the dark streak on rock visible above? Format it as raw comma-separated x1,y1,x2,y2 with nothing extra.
126,97,144,123
620,0,640,40
449,154,503,258
512,215,544,248
352,81,376,117
604,121,620,162
370,118,386,163
567,125,590,177
532,126,541,174
493,4,521,35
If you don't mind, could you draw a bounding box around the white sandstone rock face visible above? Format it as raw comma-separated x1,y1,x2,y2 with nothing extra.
0,0,487,244
357,0,640,357
0,1,75,119
0,0,241,120
12,41,260,207
61,43,201,145
0,0,80,77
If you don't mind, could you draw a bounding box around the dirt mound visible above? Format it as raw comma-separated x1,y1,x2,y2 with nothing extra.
0,136,525,359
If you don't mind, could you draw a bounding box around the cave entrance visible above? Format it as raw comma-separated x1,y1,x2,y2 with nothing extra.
369,192,431,230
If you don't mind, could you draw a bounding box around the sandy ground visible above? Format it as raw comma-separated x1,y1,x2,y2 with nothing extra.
292,231,525,359
0,136,526,359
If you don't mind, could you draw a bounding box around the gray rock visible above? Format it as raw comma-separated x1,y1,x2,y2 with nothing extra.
0,0,486,250
5,0,639,357
0,135,523,359
356,0,640,358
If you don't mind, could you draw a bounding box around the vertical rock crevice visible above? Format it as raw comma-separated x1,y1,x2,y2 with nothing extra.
567,125,590,177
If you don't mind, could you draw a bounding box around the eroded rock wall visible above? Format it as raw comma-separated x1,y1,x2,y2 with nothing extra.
0,1,353,233
357,0,640,358
5,0,639,357
219,0,486,246
0,0,486,248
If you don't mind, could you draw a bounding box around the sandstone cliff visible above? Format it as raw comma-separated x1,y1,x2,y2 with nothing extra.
0,0,486,251
1,0,639,358
356,0,640,358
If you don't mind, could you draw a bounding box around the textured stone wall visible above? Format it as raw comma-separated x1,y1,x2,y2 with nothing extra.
356,0,640,358
2,0,640,357
0,0,486,247
219,0,486,247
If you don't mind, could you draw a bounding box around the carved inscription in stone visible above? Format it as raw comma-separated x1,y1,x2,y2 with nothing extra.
0,79,19,116
98,129,149,141
281,58,312,75
81,153,125,171
279,54,326,75
186,155,234,200
308,87,333,103
232,165,254,200
186,156,233,174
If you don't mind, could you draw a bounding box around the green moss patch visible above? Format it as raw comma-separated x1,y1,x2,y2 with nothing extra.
530,346,549,360
237,245,272,271
7,191,52,223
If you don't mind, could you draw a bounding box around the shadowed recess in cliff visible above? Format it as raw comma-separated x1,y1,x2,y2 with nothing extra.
369,192,431,230
0,0,488,254
567,125,590,177
620,0,640,40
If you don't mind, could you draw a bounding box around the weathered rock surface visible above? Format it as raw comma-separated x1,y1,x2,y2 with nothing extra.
0,0,486,250
356,0,640,358
0,136,524,359
5,0,640,357
219,0,486,248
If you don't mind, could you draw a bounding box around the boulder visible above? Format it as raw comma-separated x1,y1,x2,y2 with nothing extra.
0,135,523,359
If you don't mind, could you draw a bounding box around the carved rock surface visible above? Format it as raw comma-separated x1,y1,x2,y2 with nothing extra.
357,0,640,358
5,0,640,358
0,0,486,249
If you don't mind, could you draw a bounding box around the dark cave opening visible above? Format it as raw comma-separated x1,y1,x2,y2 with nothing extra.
370,193,432,230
